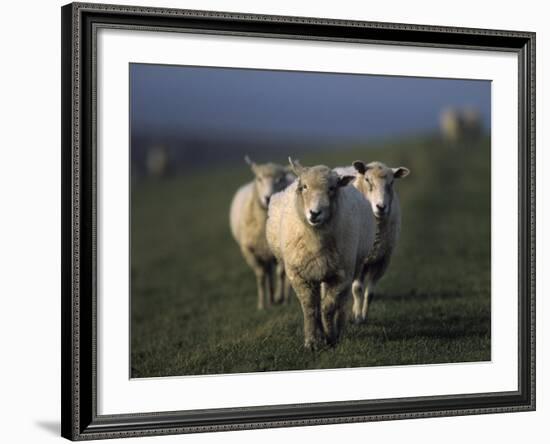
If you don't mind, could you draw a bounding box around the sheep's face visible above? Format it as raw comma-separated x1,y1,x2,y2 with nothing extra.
246,157,294,209
290,162,355,227
353,161,410,219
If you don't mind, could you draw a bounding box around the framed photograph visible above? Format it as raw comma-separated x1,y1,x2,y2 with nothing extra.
61,2,536,440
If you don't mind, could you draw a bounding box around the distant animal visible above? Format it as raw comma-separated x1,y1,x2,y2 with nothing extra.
146,145,169,178
461,107,482,139
229,157,294,309
440,107,482,144
335,161,410,324
440,108,462,144
266,158,375,349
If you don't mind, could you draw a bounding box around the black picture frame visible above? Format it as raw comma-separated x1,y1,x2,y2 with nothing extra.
61,2,536,440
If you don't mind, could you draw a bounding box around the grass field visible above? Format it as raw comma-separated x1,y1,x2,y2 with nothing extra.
130,135,491,378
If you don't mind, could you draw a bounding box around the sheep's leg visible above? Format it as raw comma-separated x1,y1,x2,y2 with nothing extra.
361,282,374,322
322,281,349,346
320,282,327,300
265,263,275,306
351,279,364,323
335,304,346,336
243,248,270,310
274,262,286,304
283,277,292,304
361,258,389,323
292,279,323,350
351,264,368,324
254,268,267,310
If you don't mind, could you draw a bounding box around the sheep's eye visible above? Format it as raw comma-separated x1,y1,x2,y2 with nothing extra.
301,184,308,191
329,185,336,192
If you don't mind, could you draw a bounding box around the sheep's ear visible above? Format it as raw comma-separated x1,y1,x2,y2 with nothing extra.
337,175,355,187
283,164,294,174
352,160,368,175
288,157,304,176
393,167,410,179
284,166,297,183
244,155,258,174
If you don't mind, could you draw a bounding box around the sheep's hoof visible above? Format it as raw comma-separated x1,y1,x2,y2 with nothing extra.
304,337,324,351
351,314,371,325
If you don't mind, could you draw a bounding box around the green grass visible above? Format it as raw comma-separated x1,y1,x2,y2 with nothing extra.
130,135,491,377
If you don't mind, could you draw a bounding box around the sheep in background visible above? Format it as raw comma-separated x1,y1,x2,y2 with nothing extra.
229,157,294,309
146,145,169,178
440,108,462,144
461,107,482,140
347,160,410,324
267,159,375,349
440,107,483,144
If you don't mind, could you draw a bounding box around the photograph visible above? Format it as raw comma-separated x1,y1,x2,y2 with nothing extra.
59,2,536,439
129,63,492,378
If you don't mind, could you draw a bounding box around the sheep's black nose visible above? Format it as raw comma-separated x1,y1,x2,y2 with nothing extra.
376,204,386,211
309,210,321,219
264,196,271,206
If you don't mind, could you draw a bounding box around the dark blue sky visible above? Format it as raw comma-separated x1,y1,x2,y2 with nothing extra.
130,63,490,145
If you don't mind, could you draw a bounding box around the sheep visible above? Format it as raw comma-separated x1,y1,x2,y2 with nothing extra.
345,160,410,324
266,158,375,349
461,107,482,140
440,108,462,144
146,145,169,178
440,107,483,144
229,156,294,310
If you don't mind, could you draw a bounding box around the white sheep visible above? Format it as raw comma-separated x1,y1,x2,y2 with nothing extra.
440,108,462,144
266,158,375,349
343,160,410,324
440,107,483,144
229,157,294,309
